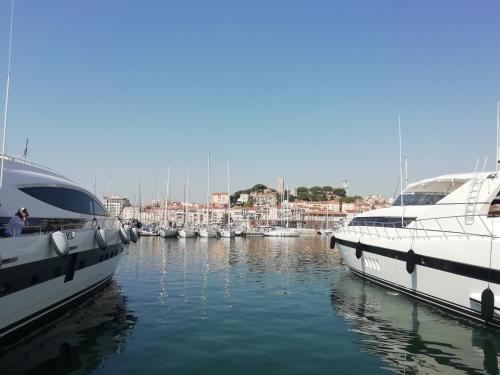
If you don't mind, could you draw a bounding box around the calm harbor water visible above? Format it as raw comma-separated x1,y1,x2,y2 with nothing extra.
2,236,500,374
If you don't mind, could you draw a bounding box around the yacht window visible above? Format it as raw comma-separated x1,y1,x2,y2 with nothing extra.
393,193,447,206
349,216,415,228
19,187,108,216
488,190,500,217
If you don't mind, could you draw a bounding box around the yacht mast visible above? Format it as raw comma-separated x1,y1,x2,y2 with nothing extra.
497,101,499,175
227,160,230,227
206,148,211,226
399,115,404,227
0,0,15,189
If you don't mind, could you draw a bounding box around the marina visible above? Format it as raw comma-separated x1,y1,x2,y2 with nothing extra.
1,0,500,374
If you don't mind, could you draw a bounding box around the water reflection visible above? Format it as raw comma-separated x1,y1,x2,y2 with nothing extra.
331,271,500,374
0,281,137,375
131,235,335,322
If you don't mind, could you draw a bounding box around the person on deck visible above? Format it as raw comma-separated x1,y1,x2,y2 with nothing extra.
4,208,29,237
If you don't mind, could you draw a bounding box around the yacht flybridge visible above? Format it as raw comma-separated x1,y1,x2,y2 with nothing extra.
333,171,500,326
0,155,139,342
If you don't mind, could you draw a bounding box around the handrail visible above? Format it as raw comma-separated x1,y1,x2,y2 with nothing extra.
0,154,64,176
335,214,499,240
0,217,121,238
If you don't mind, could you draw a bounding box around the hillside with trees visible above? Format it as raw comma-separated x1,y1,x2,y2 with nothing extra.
231,184,361,205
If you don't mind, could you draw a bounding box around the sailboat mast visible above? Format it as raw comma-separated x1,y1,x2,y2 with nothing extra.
207,148,210,226
399,115,404,227
0,0,14,189
186,165,190,227
165,166,170,226
497,101,499,175
227,160,230,227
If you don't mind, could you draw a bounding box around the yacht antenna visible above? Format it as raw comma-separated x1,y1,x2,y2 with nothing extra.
399,115,404,226
108,172,112,197
404,156,408,189
497,101,499,175
22,138,28,160
0,0,15,189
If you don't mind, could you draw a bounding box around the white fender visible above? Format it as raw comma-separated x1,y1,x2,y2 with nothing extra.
119,227,130,244
129,227,139,243
95,228,107,249
50,231,68,256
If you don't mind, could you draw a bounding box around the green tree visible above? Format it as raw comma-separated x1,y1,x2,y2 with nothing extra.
332,188,347,198
251,184,268,192
297,191,310,201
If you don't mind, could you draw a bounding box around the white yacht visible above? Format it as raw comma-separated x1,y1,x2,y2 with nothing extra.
219,227,235,238
263,226,300,237
318,228,334,236
159,227,177,238
0,156,137,342
333,171,500,326
178,228,195,238
199,227,217,238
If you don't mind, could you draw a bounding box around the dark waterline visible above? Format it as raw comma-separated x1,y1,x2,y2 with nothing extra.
1,236,499,374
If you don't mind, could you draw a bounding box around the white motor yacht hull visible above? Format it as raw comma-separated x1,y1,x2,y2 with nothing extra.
0,228,125,342
0,156,132,342
335,231,500,327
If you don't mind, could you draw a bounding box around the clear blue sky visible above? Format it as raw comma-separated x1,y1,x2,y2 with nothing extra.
0,0,499,202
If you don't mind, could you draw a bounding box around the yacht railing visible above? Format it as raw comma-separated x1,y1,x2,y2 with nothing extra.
0,154,64,177
0,217,122,238
335,214,498,240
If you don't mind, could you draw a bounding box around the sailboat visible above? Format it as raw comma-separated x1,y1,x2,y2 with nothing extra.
159,166,177,238
219,161,235,238
264,182,300,237
318,202,333,235
199,150,217,238
178,165,195,238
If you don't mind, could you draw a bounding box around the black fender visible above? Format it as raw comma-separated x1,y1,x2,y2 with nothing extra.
406,249,417,274
481,288,495,322
330,235,336,249
355,242,363,259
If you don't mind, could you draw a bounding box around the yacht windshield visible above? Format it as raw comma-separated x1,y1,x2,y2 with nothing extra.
393,192,446,206
20,187,108,216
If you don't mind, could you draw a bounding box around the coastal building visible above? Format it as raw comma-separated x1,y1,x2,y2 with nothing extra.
251,190,277,207
237,193,249,204
276,178,284,194
102,195,130,217
120,186,391,227
212,192,229,205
